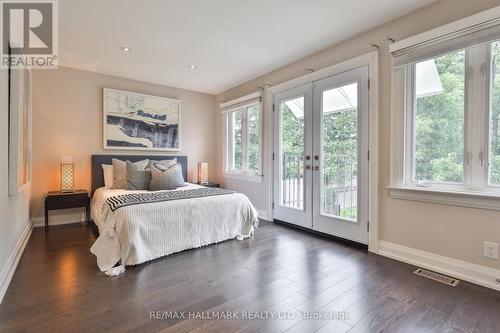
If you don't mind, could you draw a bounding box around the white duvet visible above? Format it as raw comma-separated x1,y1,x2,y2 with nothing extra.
90,183,259,272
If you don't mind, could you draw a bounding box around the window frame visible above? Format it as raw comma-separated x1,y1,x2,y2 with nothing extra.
222,98,263,182
402,41,500,194
387,8,500,210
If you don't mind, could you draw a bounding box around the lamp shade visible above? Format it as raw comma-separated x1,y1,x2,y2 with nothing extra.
198,162,208,184
61,163,74,193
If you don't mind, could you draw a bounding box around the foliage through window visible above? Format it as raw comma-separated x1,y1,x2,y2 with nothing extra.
414,51,465,183
279,97,305,209
225,102,261,176
489,41,500,185
231,110,243,170
321,84,358,220
404,40,500,192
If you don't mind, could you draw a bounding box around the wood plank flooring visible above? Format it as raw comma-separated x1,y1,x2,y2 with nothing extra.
1,221,500,332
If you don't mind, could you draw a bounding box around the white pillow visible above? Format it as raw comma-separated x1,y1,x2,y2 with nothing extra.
112,158,149,189
102,164,114,188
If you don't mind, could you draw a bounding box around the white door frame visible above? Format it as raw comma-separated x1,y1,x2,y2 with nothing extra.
265,51,379,253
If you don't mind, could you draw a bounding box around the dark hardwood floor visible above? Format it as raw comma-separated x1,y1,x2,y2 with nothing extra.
1,221,500,332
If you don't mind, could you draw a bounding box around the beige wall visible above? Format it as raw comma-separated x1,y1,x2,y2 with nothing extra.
31,66,217,220
0,68,31,302
216,0,500,270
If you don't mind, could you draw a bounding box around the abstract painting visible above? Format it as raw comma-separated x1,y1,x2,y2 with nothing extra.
103,88,180,151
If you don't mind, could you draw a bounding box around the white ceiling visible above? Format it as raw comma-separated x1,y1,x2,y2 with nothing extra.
59,0,437,94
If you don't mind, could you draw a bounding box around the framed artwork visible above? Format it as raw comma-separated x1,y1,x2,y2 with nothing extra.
103,88,181,151
8,52,32,196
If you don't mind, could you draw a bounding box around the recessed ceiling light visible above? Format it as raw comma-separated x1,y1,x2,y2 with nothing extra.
188,65,197,69
121,46,132,53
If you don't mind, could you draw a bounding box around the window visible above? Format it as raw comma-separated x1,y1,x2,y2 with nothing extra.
230,110,244,171
222,94,262,181
489,41,500,185
400,40,500,193
412,51,465,184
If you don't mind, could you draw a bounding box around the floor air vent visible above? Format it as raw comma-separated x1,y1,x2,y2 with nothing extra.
414,268,459,286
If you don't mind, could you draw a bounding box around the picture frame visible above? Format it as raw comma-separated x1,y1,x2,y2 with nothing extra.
8,49,33,196
103,88,181,151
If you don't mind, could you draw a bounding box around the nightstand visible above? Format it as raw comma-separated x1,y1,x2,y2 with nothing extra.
44,190,90,232
197,182,220,188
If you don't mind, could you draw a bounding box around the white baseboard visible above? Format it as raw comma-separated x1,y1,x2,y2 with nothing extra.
257,209,272,221
0,220,32,304
378,240,500,291
31,211,85,228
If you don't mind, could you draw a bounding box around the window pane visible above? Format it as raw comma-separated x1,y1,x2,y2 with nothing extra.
280,97,304,209
231,110,243,170
490,41,500,185
321,83,358,221
247,105,260,173
414,51,465,183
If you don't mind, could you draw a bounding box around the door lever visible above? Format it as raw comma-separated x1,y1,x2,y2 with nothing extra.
313,166,319,171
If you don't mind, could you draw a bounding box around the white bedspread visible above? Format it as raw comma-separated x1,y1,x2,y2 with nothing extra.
90,183,259,272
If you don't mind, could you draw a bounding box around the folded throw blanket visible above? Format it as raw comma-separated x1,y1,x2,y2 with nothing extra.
106,187,235,211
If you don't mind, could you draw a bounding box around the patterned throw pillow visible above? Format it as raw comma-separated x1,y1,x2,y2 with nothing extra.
112,158,149,189
145,158,177,170
126,161,152,190
149,163,185,191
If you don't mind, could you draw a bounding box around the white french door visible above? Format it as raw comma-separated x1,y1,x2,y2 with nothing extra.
273,84,313,228
273,66,369,244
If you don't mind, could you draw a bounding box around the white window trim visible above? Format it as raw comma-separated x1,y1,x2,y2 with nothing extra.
223,172,263,183
221,92,263,182
389,5,500,210
388,186,500,211
389,6,500,55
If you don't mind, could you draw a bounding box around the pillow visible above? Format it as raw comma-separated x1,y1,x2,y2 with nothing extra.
149,163,185,191
126,161,151,190
145,158,177,170
102,164,113,188
112,158,149,189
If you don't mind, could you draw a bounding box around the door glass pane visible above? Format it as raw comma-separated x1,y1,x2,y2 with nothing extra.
414,51,465,183
231,110,243,170
489,41,500,185
321,83,358,221
247,105,260,173
280,97,304,209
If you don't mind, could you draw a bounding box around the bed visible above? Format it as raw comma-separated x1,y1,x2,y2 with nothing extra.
89,155,259,274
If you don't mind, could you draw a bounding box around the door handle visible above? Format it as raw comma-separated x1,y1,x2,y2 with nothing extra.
305,165,311,170
313,166,319,171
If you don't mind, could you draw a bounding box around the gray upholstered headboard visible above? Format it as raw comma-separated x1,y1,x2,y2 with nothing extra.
91,155,188,194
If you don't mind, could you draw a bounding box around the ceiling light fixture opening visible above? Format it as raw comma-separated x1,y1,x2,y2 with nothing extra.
188,65,197,69
121,46,132,53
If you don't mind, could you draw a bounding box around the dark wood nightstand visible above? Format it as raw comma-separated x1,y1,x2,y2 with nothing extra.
44,190,90,232
197,182,220,188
